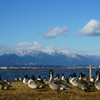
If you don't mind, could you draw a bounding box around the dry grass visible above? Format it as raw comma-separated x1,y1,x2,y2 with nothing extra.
0,81,100,100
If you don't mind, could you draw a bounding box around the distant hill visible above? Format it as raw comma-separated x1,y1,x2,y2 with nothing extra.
0,50,100,66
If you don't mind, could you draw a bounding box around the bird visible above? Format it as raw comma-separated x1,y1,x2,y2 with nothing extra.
48,69,70,93
28,75,44,91
82,74,94,87
78,73,89,91
61,73,69,85
48,69,60,93
43,77,49,85
37,75,43,82
19,76,23,81
54,74,60,81
95,71,100,90
15,77,19,81
3,79,11,86
0,82,4,89
90,76,95,82
0,73,12,89
23,75,29,84
0,80,12,90
69,73,79,86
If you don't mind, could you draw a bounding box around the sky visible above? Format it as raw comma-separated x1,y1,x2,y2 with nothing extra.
0,0,100,55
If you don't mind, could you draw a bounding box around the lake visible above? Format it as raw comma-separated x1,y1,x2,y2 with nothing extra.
0,68,100,81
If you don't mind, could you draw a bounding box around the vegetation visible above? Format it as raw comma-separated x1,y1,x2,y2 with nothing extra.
0,81,100,100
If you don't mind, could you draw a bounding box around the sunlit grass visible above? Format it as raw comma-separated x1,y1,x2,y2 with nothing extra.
0,81,100,100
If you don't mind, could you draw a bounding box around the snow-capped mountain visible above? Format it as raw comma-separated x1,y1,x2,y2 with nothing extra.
0,50,100,66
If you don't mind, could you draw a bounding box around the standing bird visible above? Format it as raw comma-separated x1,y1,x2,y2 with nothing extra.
95,71,100,90
48,69,60,93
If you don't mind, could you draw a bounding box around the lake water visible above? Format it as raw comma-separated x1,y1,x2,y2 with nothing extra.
0,68,100,81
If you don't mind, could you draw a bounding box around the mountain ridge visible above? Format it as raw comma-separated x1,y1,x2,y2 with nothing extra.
0,50,100,66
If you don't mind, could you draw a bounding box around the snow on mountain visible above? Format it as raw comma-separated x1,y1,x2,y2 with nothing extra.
0,50,100,66
12,50,100,60
13,50,80,58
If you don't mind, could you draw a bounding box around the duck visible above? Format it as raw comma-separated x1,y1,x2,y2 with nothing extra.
78,73,89,91
0,80,12,90
23,75,29,84
37,75,43,82
61,73,69,85
28,75,44,91
69,73,79,86
0,84,4,89
90,76,95,82
48,69,60,93
54,74,60,81
69,74,73,84
48,69,70,93
0,75,6,89
19,76,23,81
95,71,100,90
43,77,49,85
3,79,11,86
15,77,19,81
82,74,94,87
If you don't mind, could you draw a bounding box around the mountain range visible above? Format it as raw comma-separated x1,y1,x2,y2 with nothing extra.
0,50,100,66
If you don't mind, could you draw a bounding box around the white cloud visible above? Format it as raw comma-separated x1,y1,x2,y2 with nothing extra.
0,45,13,55
46,45,56,50
15,42,43,51
0,42,94,56
76,19,100,36
0,42,44,55
44,26,69,38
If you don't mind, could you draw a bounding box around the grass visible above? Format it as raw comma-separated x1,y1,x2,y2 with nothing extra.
0,81,100,100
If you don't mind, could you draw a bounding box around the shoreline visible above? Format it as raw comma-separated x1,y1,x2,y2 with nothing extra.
0,67,100,71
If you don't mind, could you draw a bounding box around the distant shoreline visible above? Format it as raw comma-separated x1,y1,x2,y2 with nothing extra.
0,67,100,71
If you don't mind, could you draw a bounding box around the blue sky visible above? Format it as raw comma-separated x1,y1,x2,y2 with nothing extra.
0,0,100,55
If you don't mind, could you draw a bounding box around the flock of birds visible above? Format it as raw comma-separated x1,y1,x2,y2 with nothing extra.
0,69,100,93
